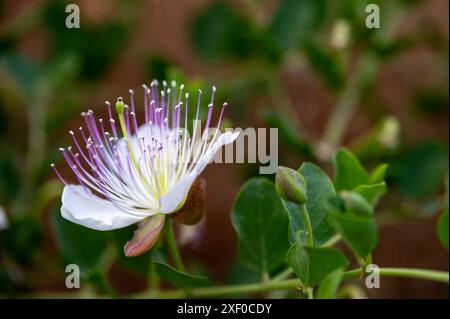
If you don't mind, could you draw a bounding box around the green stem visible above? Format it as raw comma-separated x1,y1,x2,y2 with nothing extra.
135,267,448,298
343,268,363,279
136,278,302,299
299,204,314,298
363,253,373,270
378,268,449,283
300,204,314,246
164,219,185,272
343,267,450,284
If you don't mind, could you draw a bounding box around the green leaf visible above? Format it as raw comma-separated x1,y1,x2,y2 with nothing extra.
370,163,389,184
270,0,326,49
282,163,336,245
286,245,348,286
51,209,107,275
437,175,449,249
231,178,290,274
333,148,369,191
340,191,374,215
316,268,344,299
329,212,377,258
153,262,209,288
353,182,387,206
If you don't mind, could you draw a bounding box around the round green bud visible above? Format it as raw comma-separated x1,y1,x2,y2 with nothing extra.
275,166,307,205
116,97,125,114
341,191,373,215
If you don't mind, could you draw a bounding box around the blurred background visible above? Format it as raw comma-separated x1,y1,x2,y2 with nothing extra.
0,0,448,298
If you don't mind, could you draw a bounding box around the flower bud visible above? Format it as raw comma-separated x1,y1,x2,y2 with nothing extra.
275,166,307,205
171,177,206,225
341,191,373,215
124,214,165,257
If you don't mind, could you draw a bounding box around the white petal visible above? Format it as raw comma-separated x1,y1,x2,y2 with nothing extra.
160,172,197,214
194,131,240,174
160,131,239,214
61,185,146,231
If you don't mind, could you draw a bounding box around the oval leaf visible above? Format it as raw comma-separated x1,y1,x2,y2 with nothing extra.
333,148,369,191
329,212,378,258
286,245,348,287
231,178,290,274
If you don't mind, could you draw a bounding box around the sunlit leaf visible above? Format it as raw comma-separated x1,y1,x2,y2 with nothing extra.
370,163,389,184
333,148,369,191
353,182,387,206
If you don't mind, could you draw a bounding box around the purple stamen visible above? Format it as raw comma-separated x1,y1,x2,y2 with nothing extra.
51,163,67,185
54,81,233,215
